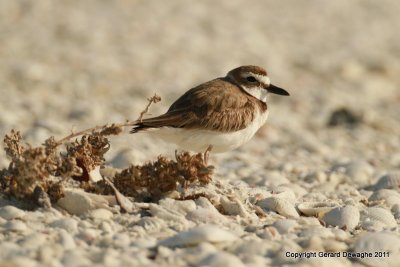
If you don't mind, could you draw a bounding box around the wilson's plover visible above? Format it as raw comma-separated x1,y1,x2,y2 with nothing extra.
131,65,289,162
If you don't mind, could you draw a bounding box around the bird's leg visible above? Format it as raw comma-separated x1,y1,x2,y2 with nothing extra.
203,145,213,165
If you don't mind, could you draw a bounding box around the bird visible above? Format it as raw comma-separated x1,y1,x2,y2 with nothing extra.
131,65,289,164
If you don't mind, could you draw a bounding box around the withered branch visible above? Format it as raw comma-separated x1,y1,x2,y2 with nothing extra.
55,93,161,146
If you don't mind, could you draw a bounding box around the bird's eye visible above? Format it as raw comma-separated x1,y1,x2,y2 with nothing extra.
246,76,257,82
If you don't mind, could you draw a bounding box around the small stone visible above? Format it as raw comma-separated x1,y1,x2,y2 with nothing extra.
3,220,27,232
272,219,298,234
19,233,48,249
354,232,400,266
198,252,246,267
59,230,76,250
57,189,111,215
158,225,237,247
62,250,92,267
322,205,360,230
131,237,157,249
9,257,38,267
99,221,113,233
112,233,131,248
332,160,374,186
361,207,397,230
49,218,78,232
0,206,25,220
327,108,362,127
89,208,114,220
78,229,99,243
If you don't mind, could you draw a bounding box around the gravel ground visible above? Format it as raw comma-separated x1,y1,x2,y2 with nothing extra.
1,0,400,266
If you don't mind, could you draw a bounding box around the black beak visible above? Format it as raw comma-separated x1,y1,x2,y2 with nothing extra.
267,84,290,96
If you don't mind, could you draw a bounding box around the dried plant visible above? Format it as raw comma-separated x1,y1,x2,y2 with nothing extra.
0,93,214,206
113,152,214,199
65,133,110,182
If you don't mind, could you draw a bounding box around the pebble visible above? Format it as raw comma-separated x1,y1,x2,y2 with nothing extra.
77,229,99,243
198,252,246,267
49,218,78,232
112,233,131,248
220,196,252,217
1,9,400,263
2,220,27,232
59,230,76,250
186,207,227,224
368,189,400,207
8,257,39,267
19,233,48,249
332,160,374,186
272,219,298,234
257,197,299,218
297,202,337,217
89,208,114,220
61,250,92,267
57,189,112,215
158,225,237,247
0,206,26,220
99,221,113,233
354,232,400,266
131,237,157,249
322,205,360,230
361,207,397,230
373,172,400,190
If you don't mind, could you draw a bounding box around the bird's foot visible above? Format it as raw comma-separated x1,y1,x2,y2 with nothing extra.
203,145,213,165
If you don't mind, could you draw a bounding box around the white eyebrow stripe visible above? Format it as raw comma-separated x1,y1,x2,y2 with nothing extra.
254,74,270,85
242,72,271,85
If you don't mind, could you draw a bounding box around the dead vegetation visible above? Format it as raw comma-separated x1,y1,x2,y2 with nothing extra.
0,94,213,206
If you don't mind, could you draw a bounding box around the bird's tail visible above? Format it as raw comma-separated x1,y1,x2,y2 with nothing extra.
130,122,152,133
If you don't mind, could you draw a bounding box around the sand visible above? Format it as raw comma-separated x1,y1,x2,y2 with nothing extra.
0,0,400,266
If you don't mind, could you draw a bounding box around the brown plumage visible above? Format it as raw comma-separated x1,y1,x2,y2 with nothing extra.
130,65,289,154
131,77,267,133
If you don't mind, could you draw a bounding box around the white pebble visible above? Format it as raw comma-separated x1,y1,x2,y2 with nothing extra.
354,232,400,266
19,233,48,249
59,230,76,250
198,252,246,267
272,219,298,234
57,188,112,215
49,218,78,232
78,229,99,243
220,196,252,217
89,208,114,220
257,197,299,218
2,220,27,232
8,257,38,267
369,189,400,207
112,233,131,248
346,160,374,185
159,198,196,214
373,172,400,190
186,207,227,224
361,207,397,230
99,221,113,233
158,225,237,247
131,237,157,249
61,250,91,267
297,202,337,217
322,205,360,230
299,227,335,239
0,206,25,220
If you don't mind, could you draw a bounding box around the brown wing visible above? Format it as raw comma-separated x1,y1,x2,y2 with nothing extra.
131,78,265,133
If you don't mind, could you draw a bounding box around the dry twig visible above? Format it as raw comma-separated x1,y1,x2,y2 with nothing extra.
55,93,161,145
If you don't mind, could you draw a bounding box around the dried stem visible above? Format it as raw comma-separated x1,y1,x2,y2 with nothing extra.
137,94,162,122
55,94,161,146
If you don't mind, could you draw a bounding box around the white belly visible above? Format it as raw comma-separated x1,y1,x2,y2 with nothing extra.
148,110,269,153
